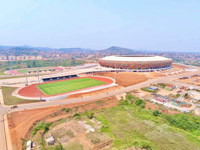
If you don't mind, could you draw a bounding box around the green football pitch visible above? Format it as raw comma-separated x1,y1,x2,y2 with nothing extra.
38,78,106,95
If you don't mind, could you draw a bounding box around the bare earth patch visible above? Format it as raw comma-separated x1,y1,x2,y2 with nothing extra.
94,72,148,87
7,97,118,150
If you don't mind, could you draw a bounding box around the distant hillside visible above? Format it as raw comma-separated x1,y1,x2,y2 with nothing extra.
97,46,141,55
58,48,93,53
0,45,144,56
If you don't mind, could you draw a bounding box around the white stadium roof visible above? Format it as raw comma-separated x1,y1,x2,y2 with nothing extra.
101,55,171,62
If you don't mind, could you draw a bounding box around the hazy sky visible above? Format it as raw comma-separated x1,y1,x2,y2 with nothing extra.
0,0,200,51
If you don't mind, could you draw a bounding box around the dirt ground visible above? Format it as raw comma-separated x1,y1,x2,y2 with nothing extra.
172,64,188,70
67,86,122,99
177,76,200,86
94,72,148,87
7,96,118,150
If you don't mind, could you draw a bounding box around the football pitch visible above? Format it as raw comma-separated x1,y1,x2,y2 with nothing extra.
38,77,106,95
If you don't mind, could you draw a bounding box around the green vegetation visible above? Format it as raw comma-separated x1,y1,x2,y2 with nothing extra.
135,99,146,108
49,144,64,150
32,121,51,136
63,142,84,150
119,93,135,105
141,87,158,93
169,93,181,98
1,86,39,105
92,95,200,150
157,83,166,88
61,108,72,113
18,70,27,73
0,59,84,72
39,78,106,95
0,71,6,75
184,93,189,99
152,110,162,116
85,111,94,119
73,113,81,119
165,114,200,136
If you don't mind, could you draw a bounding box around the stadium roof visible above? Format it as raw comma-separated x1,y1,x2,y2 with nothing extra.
101,55,172,62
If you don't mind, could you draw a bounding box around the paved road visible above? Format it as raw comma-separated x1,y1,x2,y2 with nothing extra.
0,66,200,150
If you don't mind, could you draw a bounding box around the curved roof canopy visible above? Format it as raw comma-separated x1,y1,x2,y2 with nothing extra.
101,55,172,62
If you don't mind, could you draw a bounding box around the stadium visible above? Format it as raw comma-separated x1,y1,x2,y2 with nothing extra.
15,55,173,101
99,55,173,71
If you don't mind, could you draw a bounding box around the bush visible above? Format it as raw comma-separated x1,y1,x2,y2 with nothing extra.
165,114,200,134
49,144,64,150
184,93,189,99
152,110,161,116
119,94,135,105
91,138,100,144
73,113,81,118
61,108,71,113
158,83,166,88
135,99,143,106
32,121,51,136
141,87,158,93
86,112,94,119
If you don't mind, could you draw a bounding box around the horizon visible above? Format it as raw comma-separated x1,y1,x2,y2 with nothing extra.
0,44,199,53
0,0,200,52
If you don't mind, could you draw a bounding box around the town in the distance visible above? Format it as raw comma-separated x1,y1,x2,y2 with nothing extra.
0,45,200,150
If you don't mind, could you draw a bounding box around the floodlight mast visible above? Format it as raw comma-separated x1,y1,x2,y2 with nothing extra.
114,62,117,83
25,72,28,86
37,70,42,101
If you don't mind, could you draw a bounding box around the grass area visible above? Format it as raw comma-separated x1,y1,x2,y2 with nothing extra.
141,87,158,93
1,86,39,105
63,142,84,150
18,70,27,73
38,78,106,95
93,105,200,150
79,95,200,150
0,59,85,70
0,71,6,75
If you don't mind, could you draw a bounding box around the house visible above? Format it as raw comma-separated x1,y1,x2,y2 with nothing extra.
152,94,169,103
147,86,158,91
188,91,200,100
45,135,55,145
26,140,31,150
164,84,175,91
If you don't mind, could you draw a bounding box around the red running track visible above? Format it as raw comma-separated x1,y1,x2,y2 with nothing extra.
18,76,114,98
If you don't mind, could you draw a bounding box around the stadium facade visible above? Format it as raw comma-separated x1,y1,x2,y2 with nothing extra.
99,55,173,71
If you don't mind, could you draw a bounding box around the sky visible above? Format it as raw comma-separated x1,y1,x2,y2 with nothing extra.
0,0,200,52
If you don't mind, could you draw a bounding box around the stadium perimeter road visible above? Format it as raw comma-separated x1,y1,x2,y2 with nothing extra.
0,67,200,150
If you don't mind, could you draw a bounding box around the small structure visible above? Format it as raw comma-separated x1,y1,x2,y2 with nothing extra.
188,91,200,101
45,135,55,146
147,86,158,91
151,94,170,103
170,99,192,108
26,140,31,150
164,84,175,91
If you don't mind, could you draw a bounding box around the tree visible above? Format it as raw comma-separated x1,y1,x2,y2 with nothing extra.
135,99,143,106
153,110,161,116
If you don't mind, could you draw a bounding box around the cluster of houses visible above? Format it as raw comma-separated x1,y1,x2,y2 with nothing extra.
151,94,192,108
26,135,55,150
147,84,176,92
0,55,43,61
